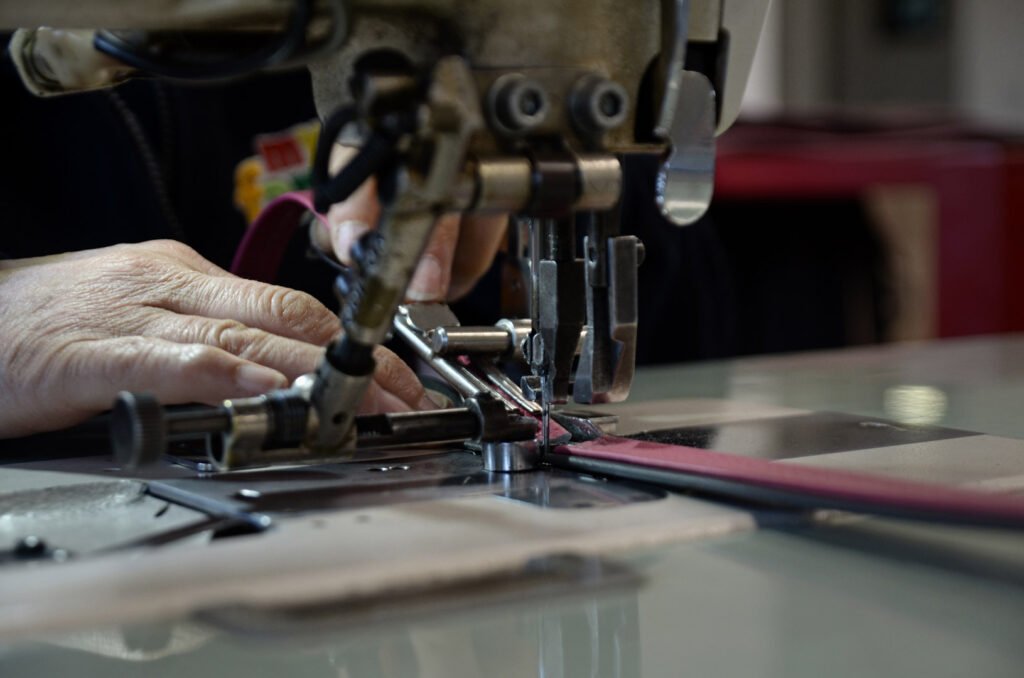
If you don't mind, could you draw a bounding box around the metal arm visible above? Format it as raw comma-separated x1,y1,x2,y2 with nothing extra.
7,1,770,467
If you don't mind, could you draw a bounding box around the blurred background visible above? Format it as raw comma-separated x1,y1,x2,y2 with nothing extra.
699,0,1024,359
5,0,1022,367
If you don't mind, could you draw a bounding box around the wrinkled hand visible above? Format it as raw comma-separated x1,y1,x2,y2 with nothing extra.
323,156,508,302
0,240,431,437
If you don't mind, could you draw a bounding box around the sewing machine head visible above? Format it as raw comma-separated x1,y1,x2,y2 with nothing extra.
7,1,769,468
302,0,768,449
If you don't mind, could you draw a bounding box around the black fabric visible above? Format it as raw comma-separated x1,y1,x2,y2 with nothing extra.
1,35,885,364
1,35,317,267
712,198,888,354
620,154,739,362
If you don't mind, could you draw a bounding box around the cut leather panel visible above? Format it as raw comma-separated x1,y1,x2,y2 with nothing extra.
628,412,976,460
231,191,325,282
556,435,1024,528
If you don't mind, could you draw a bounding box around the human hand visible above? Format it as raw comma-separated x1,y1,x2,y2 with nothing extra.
322,153,508,302
0,240,431,437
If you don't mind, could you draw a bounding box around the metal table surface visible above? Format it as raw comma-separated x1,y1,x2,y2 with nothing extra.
2,335,1024,677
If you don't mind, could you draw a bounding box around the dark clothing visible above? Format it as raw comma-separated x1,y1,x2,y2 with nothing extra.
1,37,317,267
1,38,746,364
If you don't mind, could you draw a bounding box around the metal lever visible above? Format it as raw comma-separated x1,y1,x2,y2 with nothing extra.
655,70,717,226
111,388,535,472
309,56,483,453
574,232,641,404
393,304,542,415
654,0,691,139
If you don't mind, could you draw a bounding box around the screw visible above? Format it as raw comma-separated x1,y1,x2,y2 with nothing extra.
519,89,543,116
571,75,629,133
490,74,549,133
14,536,48,559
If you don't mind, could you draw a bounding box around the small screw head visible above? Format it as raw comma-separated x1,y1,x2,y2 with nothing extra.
571,75,629,134
490,74,550,133
14,535,46,557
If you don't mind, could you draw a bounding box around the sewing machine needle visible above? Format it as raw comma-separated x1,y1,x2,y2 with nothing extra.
541,375,551,454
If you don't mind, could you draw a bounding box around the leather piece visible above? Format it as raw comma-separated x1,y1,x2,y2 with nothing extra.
231,191,327,282
558,435,1024,524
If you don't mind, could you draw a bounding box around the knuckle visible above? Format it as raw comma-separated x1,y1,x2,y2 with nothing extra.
94,247,186,291
204,319,249,354
148,239,199,260
98,250,156,279
174,343,225,379
261,285,296,318
262,286,336,343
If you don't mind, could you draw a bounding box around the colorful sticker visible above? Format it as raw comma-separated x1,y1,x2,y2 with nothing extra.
234,120,320,225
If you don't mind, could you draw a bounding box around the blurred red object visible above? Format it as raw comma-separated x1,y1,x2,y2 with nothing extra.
715,118,1024,338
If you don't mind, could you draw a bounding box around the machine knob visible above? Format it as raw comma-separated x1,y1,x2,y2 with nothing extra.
489,74,549,134
111,392,166,469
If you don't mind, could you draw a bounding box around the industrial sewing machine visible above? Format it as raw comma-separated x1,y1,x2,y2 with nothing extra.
7,7,1024,673
5,0,770,472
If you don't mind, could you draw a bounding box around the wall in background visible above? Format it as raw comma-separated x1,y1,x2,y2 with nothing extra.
737,0,1024,132
954,0,1024,132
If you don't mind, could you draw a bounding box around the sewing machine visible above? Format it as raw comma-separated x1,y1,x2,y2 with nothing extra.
6,0,770,470
6,4,1024,676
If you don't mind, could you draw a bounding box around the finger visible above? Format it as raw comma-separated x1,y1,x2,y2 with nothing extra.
161,273,339,347
449,213,508,300
408,213,460,302
358,380,415,415
142,316,428,412
61,336,289,412
326,186,462,301
326,177,380,266
369,346,432,410
142,311,324,381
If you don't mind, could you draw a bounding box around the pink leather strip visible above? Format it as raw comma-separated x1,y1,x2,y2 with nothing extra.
558,435,1024,522
231,191,328,282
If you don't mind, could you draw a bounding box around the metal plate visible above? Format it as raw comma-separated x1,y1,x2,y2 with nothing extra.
154,450,666,516
629,411,976,459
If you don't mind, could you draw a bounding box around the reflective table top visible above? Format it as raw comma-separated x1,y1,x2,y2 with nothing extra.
2,335,1024,677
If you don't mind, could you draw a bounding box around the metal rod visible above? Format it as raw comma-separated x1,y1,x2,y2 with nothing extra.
428,327,512,356
164,408,231,439
393,317,492,398
355,408,479,449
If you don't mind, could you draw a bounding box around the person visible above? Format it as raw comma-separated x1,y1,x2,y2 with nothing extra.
0,37,733,439
0,188,504,439
0,44,505,438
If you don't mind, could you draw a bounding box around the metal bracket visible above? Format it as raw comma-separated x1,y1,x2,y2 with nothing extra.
654,0,692,139
655,70,717,226
574,234,639,404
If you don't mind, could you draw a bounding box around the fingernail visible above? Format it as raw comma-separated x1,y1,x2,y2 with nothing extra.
418,392,442,410
331,219,371,265
236,364,288,394
408,254,444,301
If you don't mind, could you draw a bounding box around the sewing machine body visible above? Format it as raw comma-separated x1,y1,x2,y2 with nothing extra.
4,4,1024,675
6,1,771,466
